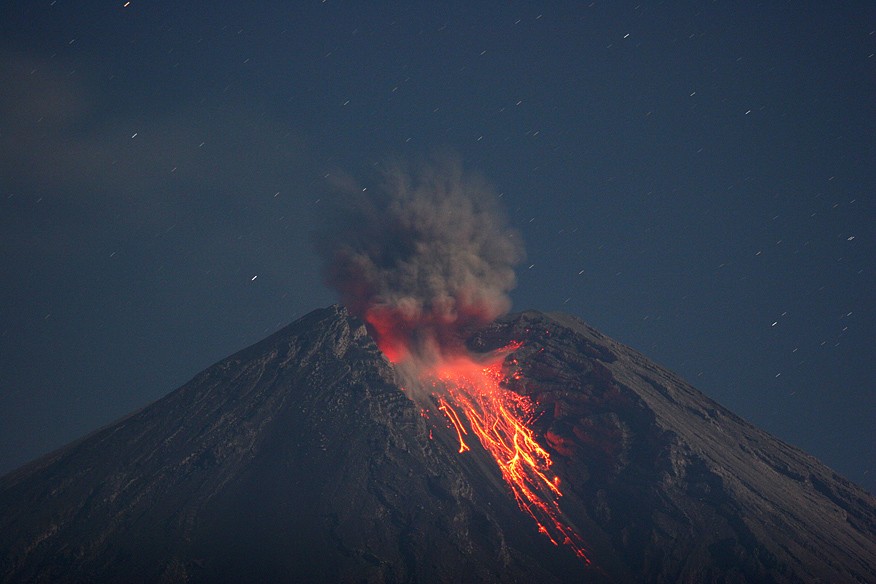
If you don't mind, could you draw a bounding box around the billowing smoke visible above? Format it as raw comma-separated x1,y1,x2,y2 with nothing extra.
315,158,524,365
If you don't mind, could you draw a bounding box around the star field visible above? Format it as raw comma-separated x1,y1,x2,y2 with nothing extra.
1,2,873,492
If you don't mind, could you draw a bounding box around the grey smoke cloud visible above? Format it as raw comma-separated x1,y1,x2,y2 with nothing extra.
316,158,524,362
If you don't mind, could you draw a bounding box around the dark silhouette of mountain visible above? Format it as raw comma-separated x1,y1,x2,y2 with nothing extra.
1,306,874,583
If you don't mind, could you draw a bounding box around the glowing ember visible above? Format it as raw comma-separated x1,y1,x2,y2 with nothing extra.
390,344,590,563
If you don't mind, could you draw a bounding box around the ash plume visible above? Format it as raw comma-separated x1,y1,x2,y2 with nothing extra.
315,158,524,365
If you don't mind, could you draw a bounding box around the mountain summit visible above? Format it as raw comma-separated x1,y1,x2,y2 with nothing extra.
1,306,874,583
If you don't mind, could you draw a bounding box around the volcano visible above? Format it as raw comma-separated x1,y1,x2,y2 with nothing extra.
1,305,874,583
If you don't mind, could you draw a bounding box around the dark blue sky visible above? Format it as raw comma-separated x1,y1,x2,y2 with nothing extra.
1,2,873,492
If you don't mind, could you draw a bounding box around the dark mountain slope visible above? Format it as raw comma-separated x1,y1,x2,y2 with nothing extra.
471,311,876,583
1,306,873,583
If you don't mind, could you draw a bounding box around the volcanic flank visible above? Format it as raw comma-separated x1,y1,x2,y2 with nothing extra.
1,306,875,583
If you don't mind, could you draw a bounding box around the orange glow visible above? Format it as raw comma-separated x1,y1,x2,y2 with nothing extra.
437,396,471,453
410,348,590,563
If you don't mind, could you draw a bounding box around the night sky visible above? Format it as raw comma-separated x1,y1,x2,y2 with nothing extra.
1,2,873,493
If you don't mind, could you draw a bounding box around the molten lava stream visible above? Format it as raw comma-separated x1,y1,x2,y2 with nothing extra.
428,355,590,563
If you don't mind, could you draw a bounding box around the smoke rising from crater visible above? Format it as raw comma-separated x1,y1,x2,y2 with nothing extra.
315,158,524,364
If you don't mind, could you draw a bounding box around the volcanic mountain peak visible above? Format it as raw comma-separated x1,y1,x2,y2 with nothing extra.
1,305,874,583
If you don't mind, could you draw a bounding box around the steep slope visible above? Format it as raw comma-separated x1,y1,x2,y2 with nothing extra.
1,306,874,583
471,311,876,583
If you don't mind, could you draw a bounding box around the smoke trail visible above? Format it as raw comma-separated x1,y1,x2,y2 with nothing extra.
315,157,524,365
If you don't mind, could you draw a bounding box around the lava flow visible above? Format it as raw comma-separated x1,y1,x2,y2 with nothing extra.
401,346,590,563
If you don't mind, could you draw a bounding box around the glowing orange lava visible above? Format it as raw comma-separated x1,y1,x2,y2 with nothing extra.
402,348,590,563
